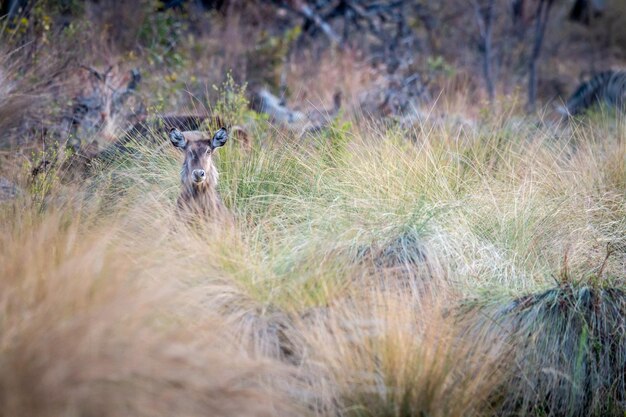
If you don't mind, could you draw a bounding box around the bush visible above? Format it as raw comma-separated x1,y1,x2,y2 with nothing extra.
461,283,626,417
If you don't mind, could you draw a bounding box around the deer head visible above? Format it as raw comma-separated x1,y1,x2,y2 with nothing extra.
170,127,228,187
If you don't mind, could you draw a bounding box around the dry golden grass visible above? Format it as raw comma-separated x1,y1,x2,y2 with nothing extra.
298,291,506,417
1,5,626,416
2,96,625,416
0,194,301,417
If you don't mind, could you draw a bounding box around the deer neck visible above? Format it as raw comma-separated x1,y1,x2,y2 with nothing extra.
179,166,223,214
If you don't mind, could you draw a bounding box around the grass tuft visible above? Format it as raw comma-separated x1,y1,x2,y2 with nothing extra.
461,283,626,417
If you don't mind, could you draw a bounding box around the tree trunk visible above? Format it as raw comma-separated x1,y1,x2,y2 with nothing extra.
474,0,497,101
527,0,553,113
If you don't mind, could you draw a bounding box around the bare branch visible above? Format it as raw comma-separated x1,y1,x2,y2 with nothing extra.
288,0,342,45
597,243,614,280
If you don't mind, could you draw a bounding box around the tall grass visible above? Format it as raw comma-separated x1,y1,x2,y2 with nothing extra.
0,186,301,416
299,292,505,417
1,66,625,415
460,283,626,417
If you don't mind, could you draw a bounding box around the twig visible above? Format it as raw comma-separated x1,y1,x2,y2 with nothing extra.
597,243,614,279
559,244,571,285
80,64,113,83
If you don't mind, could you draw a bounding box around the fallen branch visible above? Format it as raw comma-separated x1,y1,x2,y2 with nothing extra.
286,0,342,45
252,88,306,125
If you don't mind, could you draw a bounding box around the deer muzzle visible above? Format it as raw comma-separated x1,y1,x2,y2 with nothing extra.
192,169,206,183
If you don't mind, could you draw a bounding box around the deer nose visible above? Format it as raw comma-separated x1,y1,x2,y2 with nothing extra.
192,169,206,182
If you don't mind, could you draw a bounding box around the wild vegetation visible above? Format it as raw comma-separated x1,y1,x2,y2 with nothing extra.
0,1,625,416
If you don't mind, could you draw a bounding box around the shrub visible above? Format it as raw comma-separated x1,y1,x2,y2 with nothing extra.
461,283,626,417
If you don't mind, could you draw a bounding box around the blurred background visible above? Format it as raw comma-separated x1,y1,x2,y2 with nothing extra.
1,0,626,156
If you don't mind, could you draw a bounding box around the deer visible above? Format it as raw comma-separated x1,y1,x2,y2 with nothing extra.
169,126,231,220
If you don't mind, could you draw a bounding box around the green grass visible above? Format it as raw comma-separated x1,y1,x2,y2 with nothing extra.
461,283,626,417
2,58,625,416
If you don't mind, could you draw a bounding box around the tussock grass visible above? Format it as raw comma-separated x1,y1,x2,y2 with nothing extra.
1,74,625,415
2,2,626,415
300,292,504,417
0,195,300,417
461,283,626,417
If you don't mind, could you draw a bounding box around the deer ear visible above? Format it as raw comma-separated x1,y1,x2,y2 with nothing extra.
169,128,187,149
211,127,228,149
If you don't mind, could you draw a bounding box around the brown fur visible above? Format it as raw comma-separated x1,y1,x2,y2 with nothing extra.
170,128,230,221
